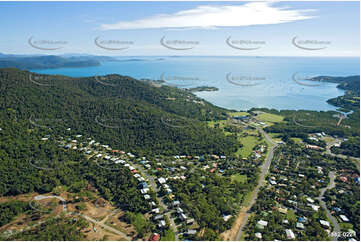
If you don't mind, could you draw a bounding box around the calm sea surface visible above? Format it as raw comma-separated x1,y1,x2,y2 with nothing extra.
33,56,359,111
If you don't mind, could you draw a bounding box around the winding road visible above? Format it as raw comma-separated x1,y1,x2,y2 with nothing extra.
317,171,340,241
235,128,278,240
30,195,67,212
325,144,360,171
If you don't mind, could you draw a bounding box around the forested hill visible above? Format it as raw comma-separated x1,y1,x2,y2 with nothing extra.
0,55,104,70
0,68,238,155
310,75,360,93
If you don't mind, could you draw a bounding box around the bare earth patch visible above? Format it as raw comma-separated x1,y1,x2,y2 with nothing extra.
220,206,248,241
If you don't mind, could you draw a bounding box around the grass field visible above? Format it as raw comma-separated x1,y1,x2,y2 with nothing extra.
323,136,336,143
207,120,227,128
268,133,283,142
286,209,297,221
235,135,260,158
256,113,284,123
207,120,236,136
228,111,249,117
231,174,247,183
290,137,302,143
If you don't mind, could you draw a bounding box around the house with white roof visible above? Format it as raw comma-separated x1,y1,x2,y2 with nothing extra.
154,214,163,220
158,220,166,227
186,218,194,224
255,232,262,239
141,188,149,194
270,180,277,185
187,230,197,235
286,229,295,239
223,215,232,222
180,213,187,220
257,220,268,227
173,200,180,207
296,222,305,230
340,215,350,222
152,208,160,214
319,220,330,228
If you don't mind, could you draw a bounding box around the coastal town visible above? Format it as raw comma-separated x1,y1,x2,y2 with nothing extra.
10,108,355,241
36,129,265,241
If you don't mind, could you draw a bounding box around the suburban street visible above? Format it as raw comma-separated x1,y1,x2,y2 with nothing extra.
235,128,278,240
133,163,179,241
325,144,360,171
317,171,340,241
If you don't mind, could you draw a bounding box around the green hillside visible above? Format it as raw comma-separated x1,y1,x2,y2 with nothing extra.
0,68,238,156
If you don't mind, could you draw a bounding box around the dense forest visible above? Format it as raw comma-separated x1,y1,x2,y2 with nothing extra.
0,68,241,239
310,75,360,93
0,201,31,227
0,68,238,156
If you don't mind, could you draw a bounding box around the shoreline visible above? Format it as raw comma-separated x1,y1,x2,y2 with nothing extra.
29,68,352,113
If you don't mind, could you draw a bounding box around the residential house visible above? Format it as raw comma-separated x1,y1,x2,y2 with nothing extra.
187,230,197,235
286,229,295,239
223,215,232,222
340,215,350,222
255,232,262,239
152,208,160,214
186,218,194,225
158,178,166,184
180,213,187,220
173,200,180,207
149,233,160,241
158,220,166,227
296,223,305,230
319,220,330,228
257,220,268,227
153,215,163,220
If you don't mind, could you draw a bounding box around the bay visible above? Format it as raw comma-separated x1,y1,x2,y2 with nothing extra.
33,56,359,111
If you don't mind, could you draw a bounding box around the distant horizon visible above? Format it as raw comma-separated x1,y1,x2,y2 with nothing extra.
1,52,360,58
0,1,359,57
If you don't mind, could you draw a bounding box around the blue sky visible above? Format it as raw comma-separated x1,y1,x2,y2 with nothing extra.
0,1,359,56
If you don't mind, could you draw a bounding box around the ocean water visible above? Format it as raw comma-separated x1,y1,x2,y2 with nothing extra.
33,56,359,111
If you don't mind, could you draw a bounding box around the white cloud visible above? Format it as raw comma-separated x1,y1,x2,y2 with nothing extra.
99,2,316,30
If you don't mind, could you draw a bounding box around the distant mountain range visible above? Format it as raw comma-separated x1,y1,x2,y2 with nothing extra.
0,53,120,70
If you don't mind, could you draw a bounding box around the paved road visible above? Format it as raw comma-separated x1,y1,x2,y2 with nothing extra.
325,145,360,171
133,163,179,240
317,171,340,241
235,128,278,240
